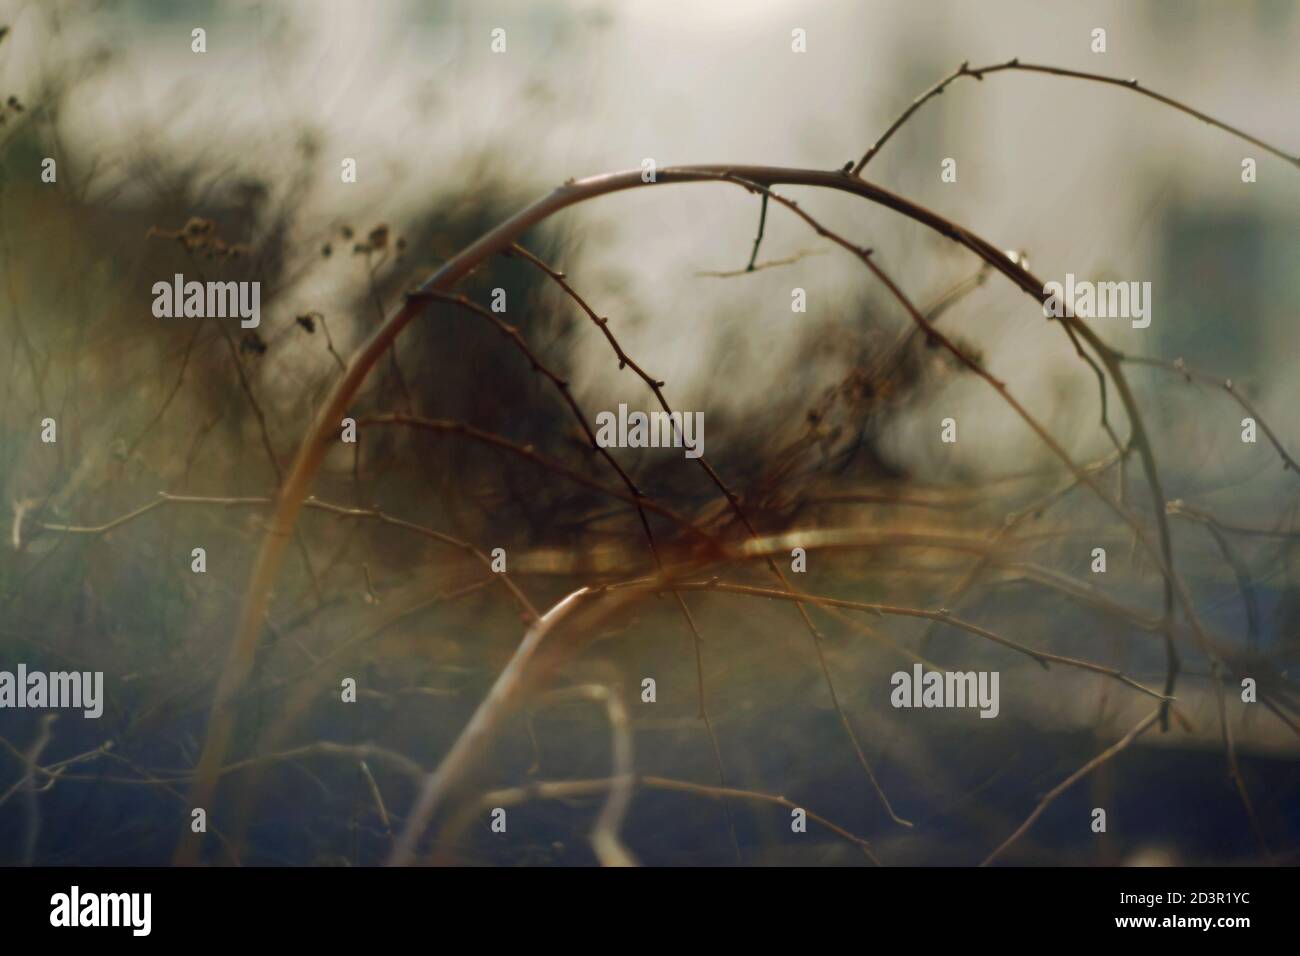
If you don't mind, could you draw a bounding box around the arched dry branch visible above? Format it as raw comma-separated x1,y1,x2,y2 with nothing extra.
174,64,1300,866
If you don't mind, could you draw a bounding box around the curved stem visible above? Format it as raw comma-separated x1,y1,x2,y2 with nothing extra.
852,58,1299,175
172,160,1217,862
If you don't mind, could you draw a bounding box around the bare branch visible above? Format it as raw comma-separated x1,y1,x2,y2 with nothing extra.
852,58,1300,175
981,709,1161,866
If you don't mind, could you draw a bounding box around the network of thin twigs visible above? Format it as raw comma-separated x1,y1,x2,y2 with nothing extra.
3,54,1299,866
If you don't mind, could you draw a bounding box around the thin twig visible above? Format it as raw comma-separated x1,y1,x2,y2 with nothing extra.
852,58,1300,175
472,774,879,864
981,709,1161,866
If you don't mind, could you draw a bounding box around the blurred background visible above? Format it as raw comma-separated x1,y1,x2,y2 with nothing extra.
0,0,1297,865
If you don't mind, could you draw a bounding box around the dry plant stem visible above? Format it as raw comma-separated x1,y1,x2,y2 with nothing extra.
414,282,740,855
508,243,767,848
471,775,879,865
669,579,1169,702
814,602,935,669
564,685,637,868
30,491,1179,647
439,684,637,866
733,524,1173,636
20,715,55,865
746,193,769,269
409,291,652,504
1166,500,1300,540
194,741,428,782
981,709,1161,866
1211,667,1271,858
663,586,742,860
25,491,538,621
876,263,992,377
38,741,430,788
220,580,493,859
505,242,907,830
388,587,599,865
214,320,325,607
851,58,1300,175
919,450,1124,654
715,171,1191,728
185,141,1269,861
359,413,718,549
227,586,491,717
412,292,704,673
300,496,539,620
0,737,113,811
696,248,825,277
0,740,240,858
1122,355,1300,473
1171,508,1260,646
995,562,1163,633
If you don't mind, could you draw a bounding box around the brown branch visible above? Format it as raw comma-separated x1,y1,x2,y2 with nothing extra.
470,774,879,864
214,319,325,606
666,578,1170,702
981,708,1161,866
189,154,1275,863
23,490,538,621
358,760,393,844
919,449,1124,654
358,413,719,550
1166,499,1300,540
405,291,701,668
19,715,55,865
695,248,826,277
440,683,638,867
714,171,1193,729
388,586,602,865
505,241,909,829
852,58,1300,175
1169,504,1261,647
1123,355,1300,474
